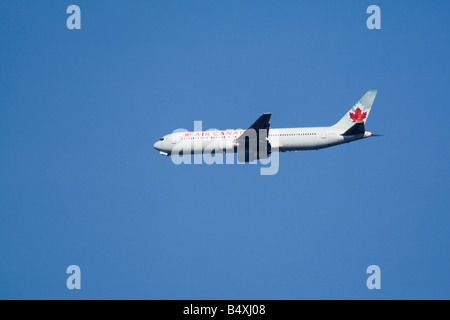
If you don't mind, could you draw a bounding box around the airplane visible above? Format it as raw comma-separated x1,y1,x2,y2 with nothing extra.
153,90,380,161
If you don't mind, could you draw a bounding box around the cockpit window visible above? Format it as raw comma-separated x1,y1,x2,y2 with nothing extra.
159,138,164,141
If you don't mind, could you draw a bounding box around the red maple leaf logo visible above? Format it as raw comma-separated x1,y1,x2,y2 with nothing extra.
349,107,367,123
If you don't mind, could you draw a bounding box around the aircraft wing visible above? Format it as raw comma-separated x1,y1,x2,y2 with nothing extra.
236,113,272,162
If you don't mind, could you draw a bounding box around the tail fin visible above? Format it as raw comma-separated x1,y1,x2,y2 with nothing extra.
333,90,377,129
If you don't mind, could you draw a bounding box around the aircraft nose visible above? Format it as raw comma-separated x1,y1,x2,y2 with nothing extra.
153,141,161,150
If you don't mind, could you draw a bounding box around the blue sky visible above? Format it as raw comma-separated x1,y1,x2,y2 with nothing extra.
1,1,449,299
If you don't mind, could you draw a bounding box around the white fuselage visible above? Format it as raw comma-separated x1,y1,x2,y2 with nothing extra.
153,126,372,155
154,90,378,156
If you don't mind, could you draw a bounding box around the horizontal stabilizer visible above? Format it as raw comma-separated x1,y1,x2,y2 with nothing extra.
342,122,365,136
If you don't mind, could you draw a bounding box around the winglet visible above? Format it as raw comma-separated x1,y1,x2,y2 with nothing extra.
247,113,271,131
236,113,272,162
